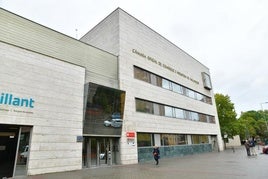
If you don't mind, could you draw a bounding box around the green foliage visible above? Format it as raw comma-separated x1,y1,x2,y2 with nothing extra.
215,93,268,142
214,93,237,139
238,110,268,140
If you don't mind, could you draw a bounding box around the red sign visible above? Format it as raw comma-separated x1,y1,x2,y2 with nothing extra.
126,131,135,138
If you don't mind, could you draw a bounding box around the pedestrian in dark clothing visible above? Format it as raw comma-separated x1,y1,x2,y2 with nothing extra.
245,140,251,156
153,146,160,165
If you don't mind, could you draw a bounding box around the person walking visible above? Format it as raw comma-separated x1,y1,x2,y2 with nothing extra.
153,146,160,165
244,140,251,156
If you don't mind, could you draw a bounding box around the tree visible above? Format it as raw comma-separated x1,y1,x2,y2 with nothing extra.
238,110,268,141
214,93,238,139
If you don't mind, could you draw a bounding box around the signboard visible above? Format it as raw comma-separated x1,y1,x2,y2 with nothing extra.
126,131,135,138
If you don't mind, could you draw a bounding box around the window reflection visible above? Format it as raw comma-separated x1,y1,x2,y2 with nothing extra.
15,126,31,177
191,135,209,144
174,108,185,119
162,79,171,90
135,98,215,124
136,99,153,114
161,134,187,146
172,83,182,94
137,133,153,147
164,106,173,117
133,66,212,105
84,83,126,136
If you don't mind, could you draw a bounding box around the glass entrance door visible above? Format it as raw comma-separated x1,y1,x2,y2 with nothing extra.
99,138,110,165
83,137,115,168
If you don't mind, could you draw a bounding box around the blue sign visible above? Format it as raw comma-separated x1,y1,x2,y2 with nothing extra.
0,93,35,108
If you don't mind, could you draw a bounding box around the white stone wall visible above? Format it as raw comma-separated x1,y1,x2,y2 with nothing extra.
0,8,118,89
226,135,241,147
0,42,85,175
117,9,223,164
79,8,224,165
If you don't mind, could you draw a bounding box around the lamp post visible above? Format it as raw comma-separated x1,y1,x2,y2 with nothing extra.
260,102,268,132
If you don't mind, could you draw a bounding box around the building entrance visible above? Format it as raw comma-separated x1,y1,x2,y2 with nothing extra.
0,124,19,178
83,137,119,168
0,124,31,178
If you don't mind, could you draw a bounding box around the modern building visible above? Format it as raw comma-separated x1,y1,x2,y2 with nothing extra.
0,7,223,178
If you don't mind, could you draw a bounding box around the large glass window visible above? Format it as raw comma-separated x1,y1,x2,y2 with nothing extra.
191,135,209,144
137,133,153,147
153,103,165,116
133,66,212,105
208,116,215,123
174,108,185,119
162,79,171,90
202,72,212,90
161,134,187,146
84,83,126,136
196,93,204,102
206,97,212,104
136,99,153,114
199,114,207,122
187,89,196,99
191,112,199,121
150,74,162,86
172,83,183,94
164,106,173,117
135,98,215,124
134,67,150,83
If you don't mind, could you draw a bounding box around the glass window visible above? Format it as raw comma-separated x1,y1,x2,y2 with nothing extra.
133,67,213,105
134,67,150,83
185,111,191,120
191,112,199,121
161,134,187,146
159,104,165,116
209,116,215,123
182,87,187,96
135,98,214,124
136,99,153,114
162,79,171,90
191,135,209,144
187,89,196,99
164,106,173,117
202,72,212,90
150,74,162,86
172,83,183,94
156,76,162,87
206,97,212,104
174,108,185,119
137,133,153,147
150,74,157,86
153,103,160,115
84,83,125,136
199,114,207,122
196,93,204,102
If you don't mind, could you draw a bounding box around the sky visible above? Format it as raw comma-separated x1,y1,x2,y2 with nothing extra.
1,0,268,115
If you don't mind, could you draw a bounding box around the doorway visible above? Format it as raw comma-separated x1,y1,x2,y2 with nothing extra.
83,137,119,168
0,124,31,178
0,125,19,178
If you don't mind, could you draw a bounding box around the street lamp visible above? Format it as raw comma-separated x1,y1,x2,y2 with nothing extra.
260,102,268,132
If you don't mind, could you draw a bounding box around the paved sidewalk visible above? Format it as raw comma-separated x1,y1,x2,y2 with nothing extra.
19,146,268,179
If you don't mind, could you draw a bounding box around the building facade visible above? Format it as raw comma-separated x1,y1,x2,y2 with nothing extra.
0,7,223,178
80,8,223,164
